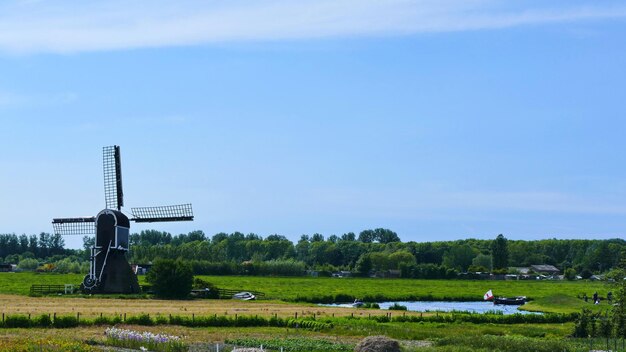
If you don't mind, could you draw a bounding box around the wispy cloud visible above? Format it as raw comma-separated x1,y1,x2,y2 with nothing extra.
0,0,624,54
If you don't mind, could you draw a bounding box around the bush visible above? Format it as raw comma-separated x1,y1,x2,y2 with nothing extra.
125,314,154,326
5,315,32,328
93,315,122,325
388,303,407,311
53,315,79,328
146,258,193,299
35,314,52,327
564,268,577,281
17,258,39,271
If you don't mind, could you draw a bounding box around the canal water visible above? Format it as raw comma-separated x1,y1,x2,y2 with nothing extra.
323,301,538,315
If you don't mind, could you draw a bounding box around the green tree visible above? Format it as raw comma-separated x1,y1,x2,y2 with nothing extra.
373,228,400,244
442,244,476,272
341,232,356,241
358,230,375,243
388,251,416,270
355,254,373,277
472,253,493,272
17,258,38,271
564,268,577,281
146,258,193,299
491,234,509,270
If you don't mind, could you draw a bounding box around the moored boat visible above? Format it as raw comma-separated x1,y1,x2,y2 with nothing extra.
352,299,364,307
233,291,256,300
493,296,526,305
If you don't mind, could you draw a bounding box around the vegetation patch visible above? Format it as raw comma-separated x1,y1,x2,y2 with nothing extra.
0,336,95,352
104,327,187,352
226,337,353,352
434,335,575,352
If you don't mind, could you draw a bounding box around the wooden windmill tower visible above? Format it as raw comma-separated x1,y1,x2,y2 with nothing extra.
52,146,193,294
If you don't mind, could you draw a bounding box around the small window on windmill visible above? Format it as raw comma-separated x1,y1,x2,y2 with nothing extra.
116,226,130,250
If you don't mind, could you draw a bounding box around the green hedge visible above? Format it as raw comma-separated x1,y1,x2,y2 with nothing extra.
0,311,576,330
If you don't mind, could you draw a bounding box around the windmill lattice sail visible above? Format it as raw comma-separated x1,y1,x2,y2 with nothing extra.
131,204,194,222
52,217,96,236
51,145,193,294
103,145,124,211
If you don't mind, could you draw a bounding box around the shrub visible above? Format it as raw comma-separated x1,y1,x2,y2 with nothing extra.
93,315,122,326
146,258,193,299
125,314,154,326
564,268,577,281
35,314,52,327
17,258,39,271
362,302,380,309
5,315,32,328
53,315,79,328
388,303,407,311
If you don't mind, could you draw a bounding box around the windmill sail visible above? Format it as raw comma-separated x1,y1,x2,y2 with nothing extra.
52,145,193,294
131,204,194,222
52,217,96,235
103,145,124,210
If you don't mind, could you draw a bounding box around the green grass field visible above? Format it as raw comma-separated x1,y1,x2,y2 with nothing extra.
0,272,621,351
0,272,614,314
197,275,609,304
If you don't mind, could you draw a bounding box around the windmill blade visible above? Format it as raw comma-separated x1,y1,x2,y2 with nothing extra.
103,145,124,210
52,217,96,235
131,204,194,223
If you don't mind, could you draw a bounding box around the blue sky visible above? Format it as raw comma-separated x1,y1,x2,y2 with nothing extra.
1,0,625,248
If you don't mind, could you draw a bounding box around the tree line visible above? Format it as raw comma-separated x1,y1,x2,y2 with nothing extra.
126,229,626,277
0,233,66,261
1,229,625,278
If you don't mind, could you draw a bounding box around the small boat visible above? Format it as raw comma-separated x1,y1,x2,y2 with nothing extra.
493,296,526,305
233,291,256,300
352,299,364,308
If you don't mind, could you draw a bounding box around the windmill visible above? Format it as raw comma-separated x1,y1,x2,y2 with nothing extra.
52,145,193,294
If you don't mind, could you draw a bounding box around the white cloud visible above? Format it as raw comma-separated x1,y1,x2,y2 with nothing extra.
0,0,624,54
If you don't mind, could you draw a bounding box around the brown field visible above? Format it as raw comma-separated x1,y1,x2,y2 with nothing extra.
0,325,359,345
0,294,417,320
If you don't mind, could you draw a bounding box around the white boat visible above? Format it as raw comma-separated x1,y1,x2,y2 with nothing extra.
352,299,364,307
233,291,256,300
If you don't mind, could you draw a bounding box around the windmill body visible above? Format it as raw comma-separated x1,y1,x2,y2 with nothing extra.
53,146,193,294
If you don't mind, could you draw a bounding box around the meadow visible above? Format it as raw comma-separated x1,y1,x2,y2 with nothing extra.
0,272,613,313
0,272,620,351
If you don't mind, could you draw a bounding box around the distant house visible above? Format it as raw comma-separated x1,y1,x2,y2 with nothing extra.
509,267,530,275
530,264,560,276
589,274,604,281
0,264,13,272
